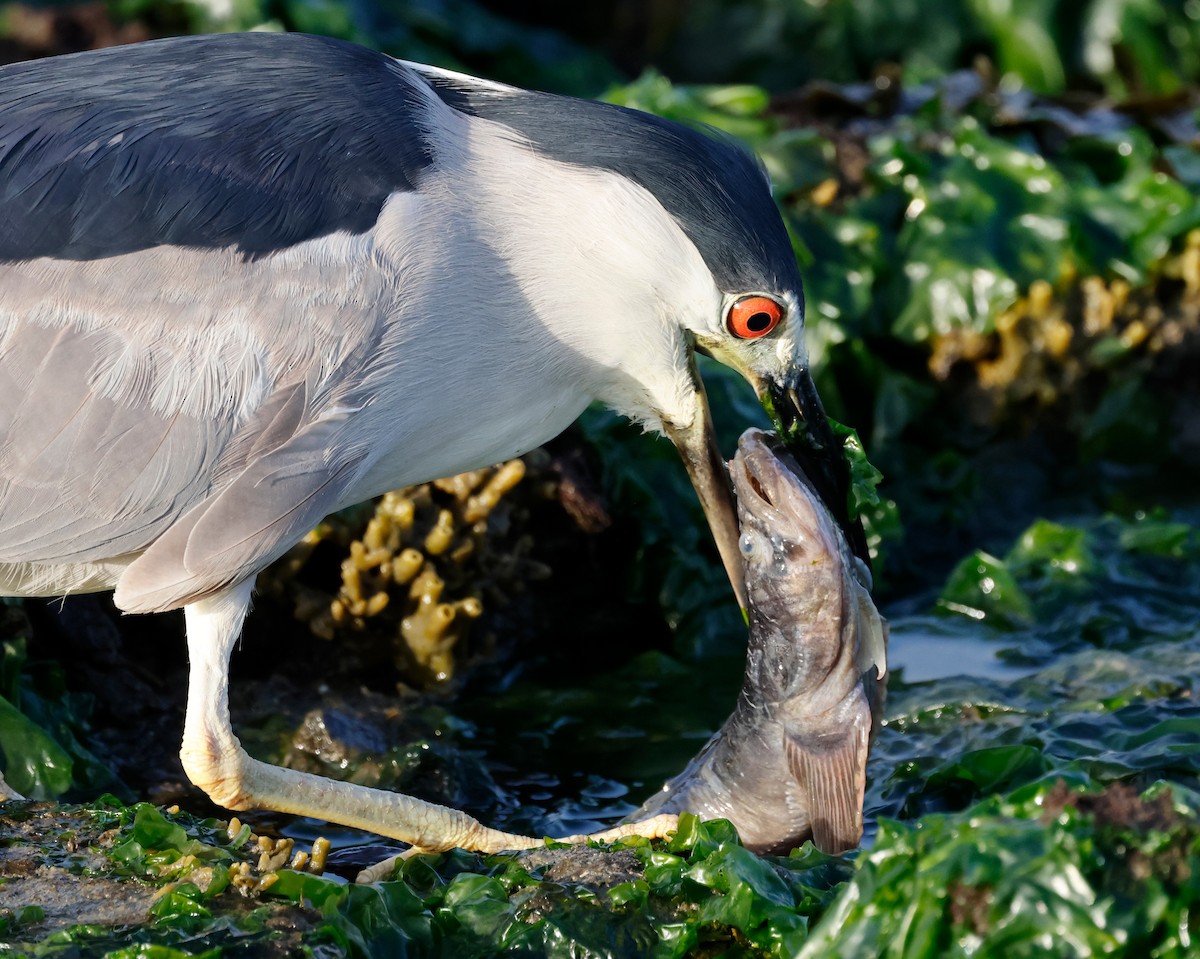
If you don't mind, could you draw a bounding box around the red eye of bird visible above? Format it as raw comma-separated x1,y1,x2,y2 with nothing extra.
727,295,783,339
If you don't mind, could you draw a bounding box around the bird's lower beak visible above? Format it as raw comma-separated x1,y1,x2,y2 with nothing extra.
664,383,748,612
760,369,871,567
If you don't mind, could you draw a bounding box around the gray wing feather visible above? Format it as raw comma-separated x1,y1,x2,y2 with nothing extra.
208,381,309,489
0,34,437,597
116,417,366,612
0,320,218,562
0,313,367,610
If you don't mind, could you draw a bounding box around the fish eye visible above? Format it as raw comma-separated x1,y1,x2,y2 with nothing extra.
727,295,783,339
739,531,765,558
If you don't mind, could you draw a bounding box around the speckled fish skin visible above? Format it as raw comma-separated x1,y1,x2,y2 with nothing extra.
635,428,887,854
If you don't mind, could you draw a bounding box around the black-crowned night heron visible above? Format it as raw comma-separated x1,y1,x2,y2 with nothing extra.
0,32,849,861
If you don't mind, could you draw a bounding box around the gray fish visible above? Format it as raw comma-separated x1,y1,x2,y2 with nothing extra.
635,428,887,854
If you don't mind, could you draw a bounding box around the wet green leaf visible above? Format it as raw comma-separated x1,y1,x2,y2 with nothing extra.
102,946,223,959
439,873,513,937
256,868,347,911
1005,519,1096,583
937,550,1035,626
0,626,116,799
129,804,190,852
688,843,794,906
804,779,1199,957
148,883,212,931
0,693,73,799
667,813,739,857
970,0,1064,91
922,744,1052,795
607,879,649,910
606,71,776,143
832,422,884,516
1118,517,1194,557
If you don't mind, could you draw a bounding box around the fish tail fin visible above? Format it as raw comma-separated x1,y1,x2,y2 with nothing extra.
786,702,870,854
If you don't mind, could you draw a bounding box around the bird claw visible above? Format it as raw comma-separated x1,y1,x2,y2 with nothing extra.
355,844,439,884
356,853,402,884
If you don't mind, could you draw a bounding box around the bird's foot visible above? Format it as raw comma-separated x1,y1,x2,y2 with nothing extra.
561,813,680,845
354,813,680,883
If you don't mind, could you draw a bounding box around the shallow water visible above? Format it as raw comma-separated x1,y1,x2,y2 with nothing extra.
887,615,1037,683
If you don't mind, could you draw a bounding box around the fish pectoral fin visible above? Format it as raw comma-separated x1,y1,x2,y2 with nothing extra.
855,584,889,680
785,718,868,855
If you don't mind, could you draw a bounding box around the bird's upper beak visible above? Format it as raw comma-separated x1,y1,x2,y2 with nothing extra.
663,368,748,611
756,368,871,568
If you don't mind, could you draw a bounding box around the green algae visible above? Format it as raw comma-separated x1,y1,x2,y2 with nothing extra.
800,781,1200,959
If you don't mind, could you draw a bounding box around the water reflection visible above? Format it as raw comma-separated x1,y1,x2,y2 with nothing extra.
887,614,1037,683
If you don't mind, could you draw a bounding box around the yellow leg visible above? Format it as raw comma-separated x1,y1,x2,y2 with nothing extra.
179,580,677,882
355,814,681,884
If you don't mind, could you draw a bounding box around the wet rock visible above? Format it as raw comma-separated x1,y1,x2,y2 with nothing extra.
0,802,326,954
279,696,510,818
518,845,644,892
0,804,157,935
0,866,157,934
289,701,398,765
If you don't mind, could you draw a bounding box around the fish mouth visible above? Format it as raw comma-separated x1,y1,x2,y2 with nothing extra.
731,428,834,548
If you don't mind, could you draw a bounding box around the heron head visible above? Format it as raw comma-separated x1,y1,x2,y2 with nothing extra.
415,72,853,608
665,281,853,613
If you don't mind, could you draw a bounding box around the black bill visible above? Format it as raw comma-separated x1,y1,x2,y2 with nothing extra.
765,372,871,569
